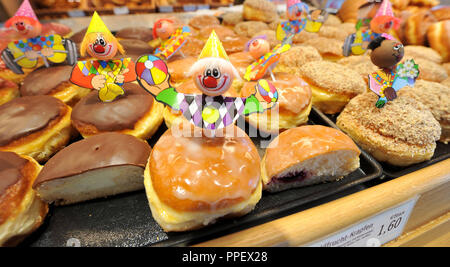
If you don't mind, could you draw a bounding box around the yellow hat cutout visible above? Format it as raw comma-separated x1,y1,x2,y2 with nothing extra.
86,11,113,36
198,30,229,61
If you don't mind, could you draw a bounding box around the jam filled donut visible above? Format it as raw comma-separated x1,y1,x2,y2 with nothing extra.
0,96,73,163
166,56,197,86
0,78,19,106
33,133,151,205
71,83,164,140
403,45,442,64
274,45,322,76
337,92,441,166
144,124,262,232
302,37,344,61
20,65,90,106
241,72,312,133
299,61,366,114
337,55,378,83
261,125,360,193
0,151,48,246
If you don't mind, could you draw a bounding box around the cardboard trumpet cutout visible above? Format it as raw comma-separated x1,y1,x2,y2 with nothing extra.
136,31,279,132
1,0,77,74
70,12,136,102
367,35,419,108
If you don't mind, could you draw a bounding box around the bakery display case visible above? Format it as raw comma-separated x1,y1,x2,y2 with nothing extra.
0,0,448,248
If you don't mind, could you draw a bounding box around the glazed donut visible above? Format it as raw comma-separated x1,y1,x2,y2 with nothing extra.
240,73,312,133
409,0,439,7
115,27,154,43
336,93,441,166
0,152,48,246
261,125,360,193
222,36,250,54
0,96,73,163
391,0,411,10
166,56,197,85
337,55,378,84
302,37,344,61
243,0,278,23
188,15,220,31
71,83,164,140
197,25,237,40
180,36,205,57
430,6,450,21
427,20,450,62
299,61,366,114
403,9,437,45
403,45,443,63
274,45,322,76
144,124,262,232
234,21,270,38
399,80,450,144
0,59,38,85
229,51,255,79
20,65,90,106
0,78,19,106
33,133,151,205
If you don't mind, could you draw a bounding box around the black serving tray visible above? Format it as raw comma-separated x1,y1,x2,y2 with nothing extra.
22,107,382,247
324,113,450,178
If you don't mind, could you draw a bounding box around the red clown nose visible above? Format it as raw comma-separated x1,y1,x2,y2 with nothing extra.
203,76,217,88
93,44,105,53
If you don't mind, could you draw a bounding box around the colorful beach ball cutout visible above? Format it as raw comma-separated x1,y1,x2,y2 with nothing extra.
136,55,168,86
257,79,278,103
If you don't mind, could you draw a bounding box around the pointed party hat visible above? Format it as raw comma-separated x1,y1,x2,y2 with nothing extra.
5,0,40,27
198,30,229,61
86,11,113,36
375,0,394,18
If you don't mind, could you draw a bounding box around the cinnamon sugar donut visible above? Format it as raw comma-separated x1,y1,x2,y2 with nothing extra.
299,61,366,114
412,58,448,83
404,45,443,64
240,73,312,133
399,80,450,143
243,0,278,23
324,14,342,26
336,93,441,166
302,37,344,61
292,31,319,44
0,96,73,163
0,78,19,106
443,63,450,75
0,152,47,246
337,55,378,83
222,12,244,27
274,45,322,76
442,77,450,87
20,65,90,106
318,26,348,41
144,124,262,232
71,83,164,140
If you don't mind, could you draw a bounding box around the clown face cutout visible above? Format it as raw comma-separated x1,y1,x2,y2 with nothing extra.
287,4,305,21
370,38,404,69
153,19,175,40
248,38,270,60
84,33,118,60
190,58,238,96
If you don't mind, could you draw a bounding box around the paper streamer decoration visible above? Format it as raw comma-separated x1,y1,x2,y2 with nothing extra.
244,43,291,81
154,26,191,60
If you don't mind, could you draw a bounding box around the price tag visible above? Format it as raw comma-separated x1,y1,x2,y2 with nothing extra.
197,4,210,10
307,196,419,247
159,5,174,13
113,6,130,15
183,5,196,12
67,10,86,17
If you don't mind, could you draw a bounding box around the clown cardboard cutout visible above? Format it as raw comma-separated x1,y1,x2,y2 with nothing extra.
70,12,136,102
153,19,191,60
136,31,278,131
0,0,77,74
367,35,419,108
